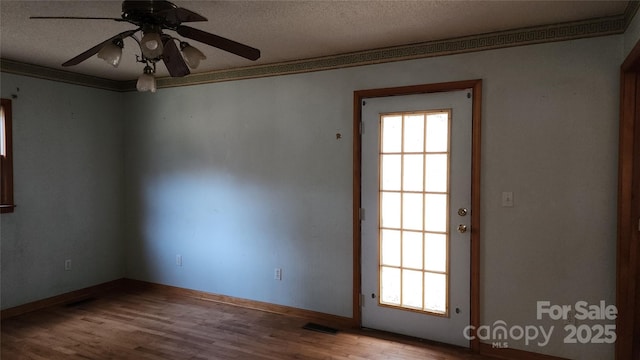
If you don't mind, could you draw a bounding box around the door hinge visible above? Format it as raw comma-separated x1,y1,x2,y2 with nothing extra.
359,208,365,221
359,121,364,135
360,293,365,307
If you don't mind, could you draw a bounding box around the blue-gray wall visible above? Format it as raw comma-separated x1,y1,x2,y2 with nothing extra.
0,75,125,308
123,71,354,316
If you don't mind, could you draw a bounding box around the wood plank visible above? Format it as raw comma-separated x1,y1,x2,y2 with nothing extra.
1,285,498,360
479,343,569,360
0,279,125,319
121,279,355,329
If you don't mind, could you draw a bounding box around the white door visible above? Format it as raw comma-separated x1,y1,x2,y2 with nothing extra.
361,89,472,347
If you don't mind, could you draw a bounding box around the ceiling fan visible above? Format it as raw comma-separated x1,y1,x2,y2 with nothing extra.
31,0,261,92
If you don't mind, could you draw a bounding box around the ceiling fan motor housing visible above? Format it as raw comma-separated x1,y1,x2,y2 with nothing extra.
121,0,177,26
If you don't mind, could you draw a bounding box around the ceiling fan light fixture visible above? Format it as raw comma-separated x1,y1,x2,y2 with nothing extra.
97,38,124,67
180,42,206,69
140,31,164,59
136,65,156,93
33,1,261,85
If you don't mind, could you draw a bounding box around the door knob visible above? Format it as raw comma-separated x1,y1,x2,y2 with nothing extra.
457,224,468,233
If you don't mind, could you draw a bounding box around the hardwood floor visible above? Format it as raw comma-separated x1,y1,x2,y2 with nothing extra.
1,287,497,359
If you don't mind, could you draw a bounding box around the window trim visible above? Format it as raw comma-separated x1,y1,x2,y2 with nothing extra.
1,98,14,213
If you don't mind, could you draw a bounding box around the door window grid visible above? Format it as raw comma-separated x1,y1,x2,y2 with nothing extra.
378,110,451,316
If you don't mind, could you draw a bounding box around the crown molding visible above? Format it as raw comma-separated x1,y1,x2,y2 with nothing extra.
2,3,637,92
0,58,128,92
153,13,627,90
624,0,640,28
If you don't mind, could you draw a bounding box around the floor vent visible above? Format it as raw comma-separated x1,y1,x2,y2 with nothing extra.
302,322,339,335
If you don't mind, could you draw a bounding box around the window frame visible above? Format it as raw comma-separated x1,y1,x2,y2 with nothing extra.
377,110,451,317
1,98,14,213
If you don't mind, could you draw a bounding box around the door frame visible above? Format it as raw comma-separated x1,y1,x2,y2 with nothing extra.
353,79,482,351
616,39,640,360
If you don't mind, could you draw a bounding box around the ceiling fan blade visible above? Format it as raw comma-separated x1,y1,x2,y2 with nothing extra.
176,25,260,61
156,8,207,25
30,16,125,21
62,29,138,67
162,37,190,77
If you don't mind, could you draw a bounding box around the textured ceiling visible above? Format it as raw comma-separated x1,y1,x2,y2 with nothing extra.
0,1,630,81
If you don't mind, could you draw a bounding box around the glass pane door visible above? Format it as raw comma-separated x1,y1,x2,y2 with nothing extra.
378,111,451,316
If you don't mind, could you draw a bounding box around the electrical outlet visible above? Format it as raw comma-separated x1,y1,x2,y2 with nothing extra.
64,259,72,271
274,268,282,280
176,254,182,267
